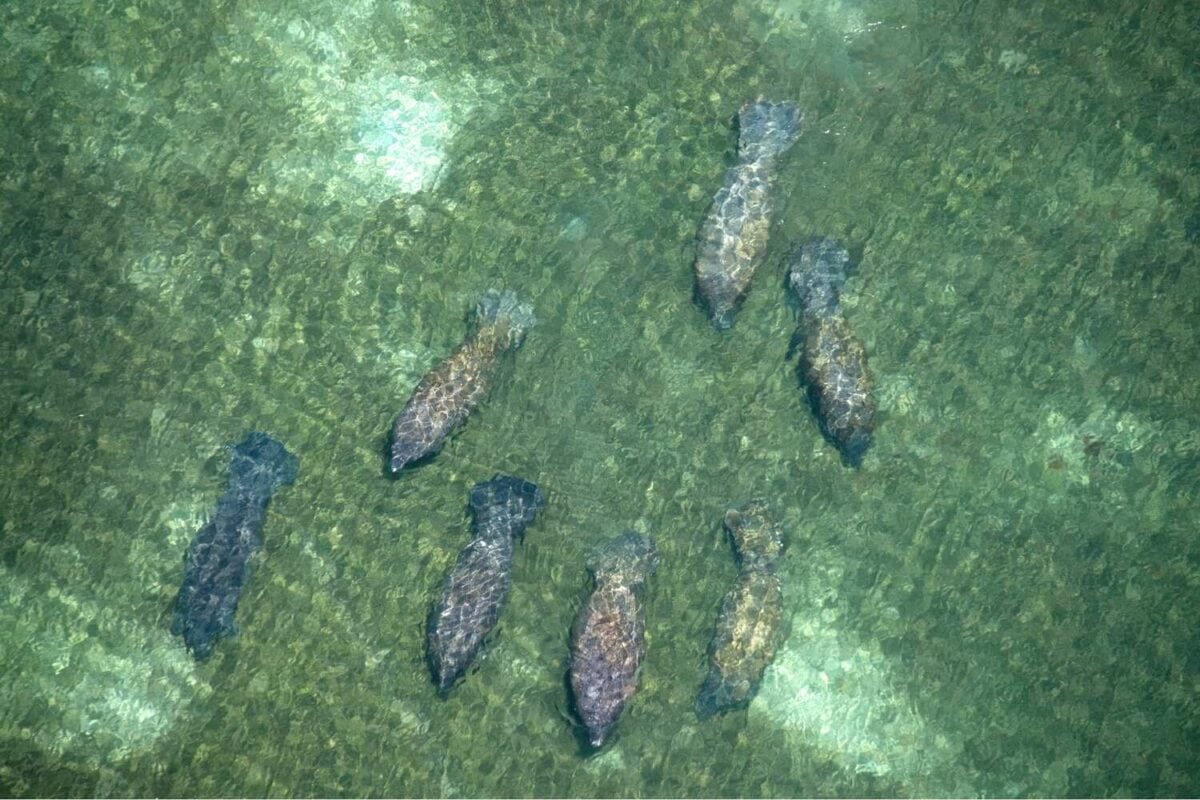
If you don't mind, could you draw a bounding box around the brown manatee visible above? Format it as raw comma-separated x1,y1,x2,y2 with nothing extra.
788,237,876,466
389,289,536,473
568,532,658,749
696,500,787,718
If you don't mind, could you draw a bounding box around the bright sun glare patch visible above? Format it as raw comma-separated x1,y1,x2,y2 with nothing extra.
350,76,453,195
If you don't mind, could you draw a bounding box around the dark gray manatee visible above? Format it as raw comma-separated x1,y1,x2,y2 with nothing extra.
788,237,877,466
694,99,803,329
172,432,299,661
389,290,536,473
569,532,658,749
427,475,544,696
696,501,787,719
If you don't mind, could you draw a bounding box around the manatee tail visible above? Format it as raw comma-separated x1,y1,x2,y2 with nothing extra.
695,673,742,720
738,100,803,162
586,532,658,586
787,236,852,316
836,426,872,469
473,289,537,350
228,432,299,498
469,474,545,537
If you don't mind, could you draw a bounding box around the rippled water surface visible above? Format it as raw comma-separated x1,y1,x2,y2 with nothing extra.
2,0,1198,795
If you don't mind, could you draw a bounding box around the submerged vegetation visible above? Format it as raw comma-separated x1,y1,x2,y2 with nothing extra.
1,0,1198,795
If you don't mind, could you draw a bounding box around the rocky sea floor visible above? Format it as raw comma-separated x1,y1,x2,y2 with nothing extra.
1,0,1198,795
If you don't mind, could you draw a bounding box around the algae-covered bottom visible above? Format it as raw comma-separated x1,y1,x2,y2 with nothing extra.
2,0,1199,796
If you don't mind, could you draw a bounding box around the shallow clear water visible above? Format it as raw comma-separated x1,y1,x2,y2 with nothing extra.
2,0,1198,796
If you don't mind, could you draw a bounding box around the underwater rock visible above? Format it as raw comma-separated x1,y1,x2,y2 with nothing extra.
696,501,787,719
427,475,545,696
569,532,658,749
172,432,298,660
694,99,803,329
389,289,536,473
787,237,876,466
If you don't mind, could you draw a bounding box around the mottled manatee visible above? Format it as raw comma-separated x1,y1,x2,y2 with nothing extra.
788,237,876,466
389,290,536,473
427,475,544,695
696,501,787,719
695,100,803,329
569,532,658,750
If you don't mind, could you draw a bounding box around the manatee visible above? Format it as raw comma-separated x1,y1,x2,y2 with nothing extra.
694,100,803,329
389,289,536,473
427,475,544,695
788,237,876,466
568,532,658,749
172,432,298,660
696,501,787,719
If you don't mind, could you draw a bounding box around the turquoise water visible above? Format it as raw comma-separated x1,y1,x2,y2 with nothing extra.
2,0,1199,795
